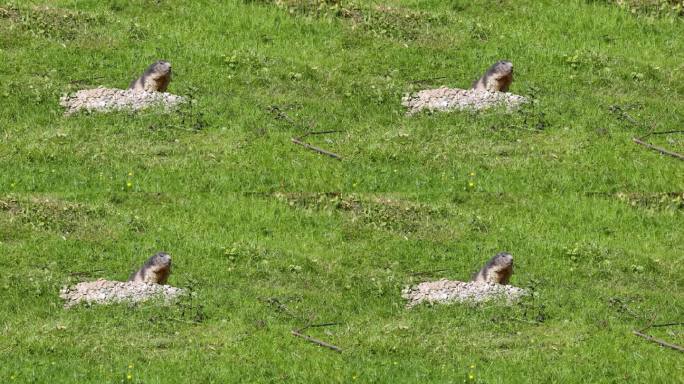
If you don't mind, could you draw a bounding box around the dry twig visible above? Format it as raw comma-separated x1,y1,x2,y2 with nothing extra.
267,105,343,160
291,329,343,353
642,130,684,137
632,330,684,353
291,137,342,160
651,322,684,328
632,137,684,161
299,322,341,331
608,105,684,160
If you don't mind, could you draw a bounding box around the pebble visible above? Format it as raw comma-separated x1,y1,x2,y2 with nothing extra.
60,87,186,115
402,87,528,115
402,279,527,308
60,279,186,308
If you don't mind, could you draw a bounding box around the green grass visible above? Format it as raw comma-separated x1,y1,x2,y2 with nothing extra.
0,0,683,382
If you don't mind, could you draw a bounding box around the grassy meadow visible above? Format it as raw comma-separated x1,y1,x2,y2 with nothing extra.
0,0,682,382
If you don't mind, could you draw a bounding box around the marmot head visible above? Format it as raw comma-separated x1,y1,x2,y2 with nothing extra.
490,252,513,269
492,252,513,267
490,61,513,77
150,60,172,76
150,252,172,267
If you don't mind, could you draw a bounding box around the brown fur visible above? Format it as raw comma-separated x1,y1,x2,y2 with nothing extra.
128,60,172,92
471,252,513,284
471,61,513,92
128,252,172,284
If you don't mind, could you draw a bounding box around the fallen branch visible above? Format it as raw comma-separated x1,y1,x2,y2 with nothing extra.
291,137,342,160
610,105,684,161
643,130,684,137
300,130,343,138
291,329,343,353
299,322,341,331
632,330,684,353
651,322,684,328
632,137,684,161
268,106,343,160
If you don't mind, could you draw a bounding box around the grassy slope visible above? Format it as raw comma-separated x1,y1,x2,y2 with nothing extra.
0,0,682,383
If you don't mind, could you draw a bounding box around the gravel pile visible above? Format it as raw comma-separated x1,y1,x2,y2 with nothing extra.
402,279,527,308
402,87,528,115
60,279,186,308
60,87,186,115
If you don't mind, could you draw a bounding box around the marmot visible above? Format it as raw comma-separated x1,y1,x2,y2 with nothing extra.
128,252,172,284
128,60,172,92
471,61,513,92
471,252,513,284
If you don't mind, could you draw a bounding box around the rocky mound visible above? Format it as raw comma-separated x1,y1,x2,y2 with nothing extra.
60,279,186,308
402,279,527,308
60,87,186,115
402,88,528,115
